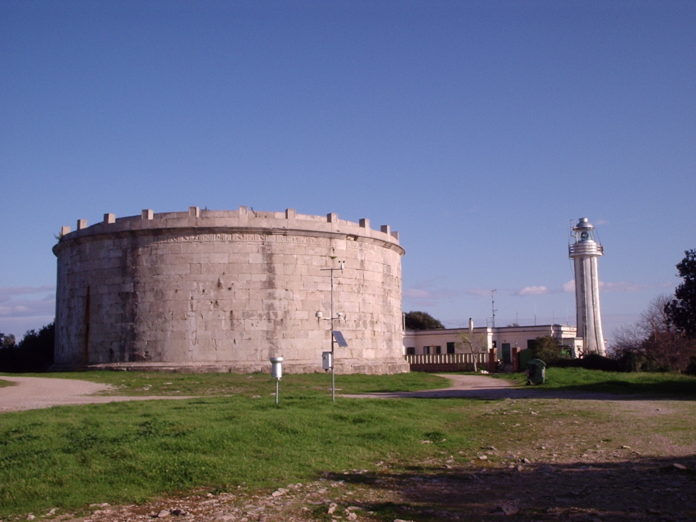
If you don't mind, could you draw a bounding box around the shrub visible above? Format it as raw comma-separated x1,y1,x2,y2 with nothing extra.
526,336,571,367
685,356,696,376
552,353,623,372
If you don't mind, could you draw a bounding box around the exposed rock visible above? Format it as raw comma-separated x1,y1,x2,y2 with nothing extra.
492,501,520,515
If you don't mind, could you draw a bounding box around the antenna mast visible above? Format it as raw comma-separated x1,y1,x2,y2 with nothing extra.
491,289,498,328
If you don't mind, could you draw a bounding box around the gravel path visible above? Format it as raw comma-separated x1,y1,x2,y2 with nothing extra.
0,376,193,412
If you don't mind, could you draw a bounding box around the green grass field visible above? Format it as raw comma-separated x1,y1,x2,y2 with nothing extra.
1,369,695,518
500,367,696,396
1,396,473,515
0,372,483,518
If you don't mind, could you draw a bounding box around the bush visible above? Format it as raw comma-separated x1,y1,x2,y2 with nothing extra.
685,357,696,376
552,353,623,372
526,336,571,367
615,351,646,372
580,353,622,371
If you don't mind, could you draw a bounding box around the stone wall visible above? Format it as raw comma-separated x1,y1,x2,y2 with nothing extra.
53,207,409,374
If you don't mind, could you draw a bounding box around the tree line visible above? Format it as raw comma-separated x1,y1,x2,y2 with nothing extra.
0,322,54,372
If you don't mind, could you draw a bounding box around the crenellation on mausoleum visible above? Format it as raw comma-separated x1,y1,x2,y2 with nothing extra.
58,206,402,246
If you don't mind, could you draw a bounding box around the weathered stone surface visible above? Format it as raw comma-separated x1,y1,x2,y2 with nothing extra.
53,207,408,374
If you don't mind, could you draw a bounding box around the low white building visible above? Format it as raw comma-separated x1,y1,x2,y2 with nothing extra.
403,324,581,365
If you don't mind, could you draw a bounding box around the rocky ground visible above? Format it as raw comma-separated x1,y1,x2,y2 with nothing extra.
4,377,696,521
24,452,696,521
16,398,696,522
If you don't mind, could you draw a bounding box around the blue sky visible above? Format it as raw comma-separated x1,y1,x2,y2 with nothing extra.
2,1,694,344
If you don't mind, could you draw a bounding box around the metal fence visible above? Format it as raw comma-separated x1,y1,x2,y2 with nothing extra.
405,352,488,372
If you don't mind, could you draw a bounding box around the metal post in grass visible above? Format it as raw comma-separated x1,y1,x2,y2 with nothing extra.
318,260,346,402
270,356,283,406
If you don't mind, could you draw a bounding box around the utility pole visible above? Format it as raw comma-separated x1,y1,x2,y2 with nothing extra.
319,259,345,402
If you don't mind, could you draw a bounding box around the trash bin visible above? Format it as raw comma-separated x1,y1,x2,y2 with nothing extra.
526,358,546,385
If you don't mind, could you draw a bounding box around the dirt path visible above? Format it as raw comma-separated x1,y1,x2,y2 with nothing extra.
343,373,624,401
0,376,193,412
2,373,522,414
0,373,634,414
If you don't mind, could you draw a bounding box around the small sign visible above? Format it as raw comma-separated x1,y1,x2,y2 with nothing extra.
332,330,348,347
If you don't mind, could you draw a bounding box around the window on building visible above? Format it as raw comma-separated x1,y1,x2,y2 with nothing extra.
434,345,442,354
423,346,431,355
406,347,415,355
446,342,455,354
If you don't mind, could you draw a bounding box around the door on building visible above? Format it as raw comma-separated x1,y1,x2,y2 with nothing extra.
502,343,511,365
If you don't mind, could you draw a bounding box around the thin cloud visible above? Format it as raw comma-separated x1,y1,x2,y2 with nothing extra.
563,279,648,293
0,286,55,301
463,288,493,297
0,286,56,321
403,288,433,299
600,281,644,292
516,285,550,296
403,283,459,306
0,298,55,318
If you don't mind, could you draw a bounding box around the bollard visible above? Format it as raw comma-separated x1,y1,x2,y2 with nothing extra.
270,356,283,406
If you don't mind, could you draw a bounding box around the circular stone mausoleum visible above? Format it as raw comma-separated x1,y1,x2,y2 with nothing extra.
53,207,409,374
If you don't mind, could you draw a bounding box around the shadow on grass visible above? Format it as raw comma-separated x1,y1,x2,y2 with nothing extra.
346,387,696,402
348,377,696,401
324,455,696,521
542,379,696,399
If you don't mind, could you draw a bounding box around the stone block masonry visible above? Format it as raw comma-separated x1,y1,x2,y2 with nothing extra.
53,207,409,374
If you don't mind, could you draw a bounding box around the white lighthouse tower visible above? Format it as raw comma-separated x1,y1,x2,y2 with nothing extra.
569,217,606,356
